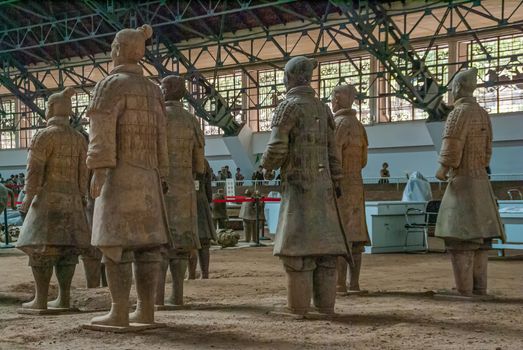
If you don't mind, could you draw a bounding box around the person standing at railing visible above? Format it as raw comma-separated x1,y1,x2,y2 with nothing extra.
378,162,390,184
235,167,245,186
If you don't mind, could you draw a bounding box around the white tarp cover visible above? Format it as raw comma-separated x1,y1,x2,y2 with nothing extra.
402,172,433,202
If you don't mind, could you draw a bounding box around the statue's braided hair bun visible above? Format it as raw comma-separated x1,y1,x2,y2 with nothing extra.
138,24,153,39
63,87,76,99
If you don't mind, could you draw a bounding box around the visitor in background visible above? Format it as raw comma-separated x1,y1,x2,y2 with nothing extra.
211,169,217,182
379,162,390,184
235,167,244,185
224,165,232,179
252,166,264,182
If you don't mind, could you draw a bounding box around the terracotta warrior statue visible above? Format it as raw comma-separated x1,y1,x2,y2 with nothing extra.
73,122,104,289
239,189,257,243
331,84,370,294
86,24,170,327
194,159,217,279
156,75,205,305
435,67,504,297
17,87,90,312
212,189,228,229
261,56,347,315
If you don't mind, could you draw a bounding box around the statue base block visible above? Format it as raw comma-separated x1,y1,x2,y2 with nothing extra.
269,309,340,320
433,291,495,302
155,304,190,311
82,322,165,333
17,307,81,315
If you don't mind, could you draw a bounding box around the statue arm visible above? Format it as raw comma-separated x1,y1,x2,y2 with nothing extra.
261,100,297,171
439,107,468,169
156,96,169,178
205,164,213,203
327,109,343,181
20,131,48,212
485,114,493,166
78,137,89,198
85,99,123,170
362,126,369,168
193,125,206,176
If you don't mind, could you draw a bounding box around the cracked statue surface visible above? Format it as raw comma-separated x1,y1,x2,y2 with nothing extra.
261,55,347,316
17,87,90,312
434,67,505,298
85,24,170,328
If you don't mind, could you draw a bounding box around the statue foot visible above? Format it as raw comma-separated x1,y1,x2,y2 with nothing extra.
22,298,47,310
129,309,154,324
47,298,69,309
91,304,129,327
336,285,347,294
166,296,183,306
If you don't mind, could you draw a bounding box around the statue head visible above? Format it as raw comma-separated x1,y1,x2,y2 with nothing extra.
452,68,477,100
111,24,153,66
283,56,317,90
161,75,187,101
331,84,358,113
46,87,75,120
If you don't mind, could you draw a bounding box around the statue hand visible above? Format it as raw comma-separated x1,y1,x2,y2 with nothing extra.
435,165,449,181
19,194,34,213
90,168,108,199
263,169,275,180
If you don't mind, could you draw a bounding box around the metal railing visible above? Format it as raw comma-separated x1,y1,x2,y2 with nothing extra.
211,173,523,192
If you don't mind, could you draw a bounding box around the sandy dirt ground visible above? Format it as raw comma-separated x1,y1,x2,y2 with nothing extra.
0,244,522,350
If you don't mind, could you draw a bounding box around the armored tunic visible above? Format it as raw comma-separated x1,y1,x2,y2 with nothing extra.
86,64,170,250
435,97,505,242
196,160,217,241
17,117,90,253
261,86,346,257
334,109,370,245
165,100,205,250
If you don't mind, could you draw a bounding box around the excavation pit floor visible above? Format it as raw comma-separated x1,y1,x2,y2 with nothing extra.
0,246,522,349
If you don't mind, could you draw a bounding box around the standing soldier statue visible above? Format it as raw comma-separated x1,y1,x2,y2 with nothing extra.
331,84,370,294
261,56,348,316
212,189,228,230
156,75,205,306
85,24,170,329
239,189,257,243
17,87,90,313
193,159,218,279
435,68,504,298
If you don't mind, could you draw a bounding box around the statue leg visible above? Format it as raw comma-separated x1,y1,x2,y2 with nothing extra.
129,248,162,324
336,257,348,294
188,250,198,280
473,249,489,295
250,221,257,242
155,256,169,306
312,256,337,314
449,249,474,296
167,253,188,306
22,255,54,310
48,255,78,309
198,248,210,279
243,220,251,242
281,257,313,315
81,255,102,289
348,253,363,292
91,253,132,326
